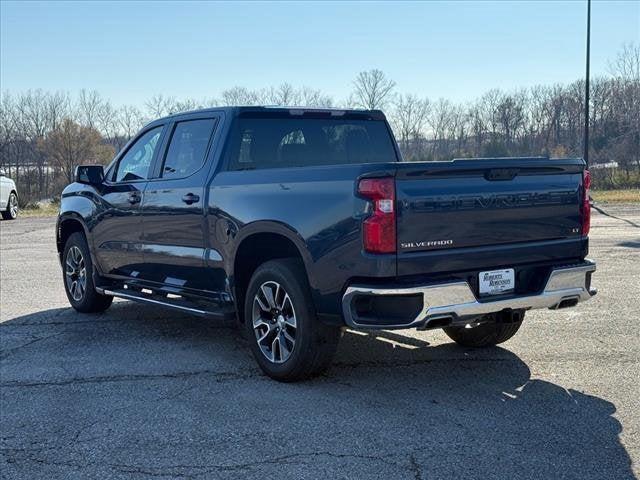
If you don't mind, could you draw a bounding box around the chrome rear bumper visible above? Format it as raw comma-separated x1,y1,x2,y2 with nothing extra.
341,260,596,330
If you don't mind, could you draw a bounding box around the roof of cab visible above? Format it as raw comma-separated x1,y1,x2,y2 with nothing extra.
146,106,386,127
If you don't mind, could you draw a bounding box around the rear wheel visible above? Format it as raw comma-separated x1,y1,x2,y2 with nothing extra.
1,192,18,220
244,258,341,382
63,232,113,313
443,313,524,347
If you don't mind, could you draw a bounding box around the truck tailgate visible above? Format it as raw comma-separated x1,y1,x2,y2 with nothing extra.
394,158,586,275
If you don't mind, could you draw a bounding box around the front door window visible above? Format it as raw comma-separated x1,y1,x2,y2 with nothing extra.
114,126,163,182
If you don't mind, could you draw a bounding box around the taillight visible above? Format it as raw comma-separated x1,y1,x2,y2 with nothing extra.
358,177,396,254
581,169,591,235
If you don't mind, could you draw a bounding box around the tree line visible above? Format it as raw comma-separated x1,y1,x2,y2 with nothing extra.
1,43,637,206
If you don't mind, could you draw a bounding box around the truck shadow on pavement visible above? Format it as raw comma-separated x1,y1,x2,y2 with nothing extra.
618,240,640,249
0,302,635,480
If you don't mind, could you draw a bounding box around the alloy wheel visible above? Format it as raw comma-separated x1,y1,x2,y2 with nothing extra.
9,194,17,218
65,246,86,302
252,281,297,363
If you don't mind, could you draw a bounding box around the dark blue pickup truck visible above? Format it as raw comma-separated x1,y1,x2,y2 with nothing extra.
57,107,596,381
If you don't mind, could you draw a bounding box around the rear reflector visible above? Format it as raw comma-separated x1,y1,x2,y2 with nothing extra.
581,169,591,235
358,177,396,254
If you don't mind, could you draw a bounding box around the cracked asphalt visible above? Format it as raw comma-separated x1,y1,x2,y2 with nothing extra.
1,204,639,479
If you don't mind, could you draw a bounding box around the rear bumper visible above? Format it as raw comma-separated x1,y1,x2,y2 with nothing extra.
341,260,596,330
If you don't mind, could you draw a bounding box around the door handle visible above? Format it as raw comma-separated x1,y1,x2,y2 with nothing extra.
182,193,200,205
128,192,141,204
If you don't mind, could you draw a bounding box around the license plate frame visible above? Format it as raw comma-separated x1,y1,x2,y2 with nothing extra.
479,268,515,296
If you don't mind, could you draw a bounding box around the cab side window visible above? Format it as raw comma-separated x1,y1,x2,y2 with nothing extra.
161,119,216,179
114,126,163,182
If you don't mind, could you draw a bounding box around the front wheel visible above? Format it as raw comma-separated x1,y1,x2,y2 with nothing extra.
244,259,341,382
63,232,113,313
443,313,524,347
1,192,18,220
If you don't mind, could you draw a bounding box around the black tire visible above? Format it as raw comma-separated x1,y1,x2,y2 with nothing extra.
244,258,341,382
443,314,524,347
62,232,113,313
2,192,18,220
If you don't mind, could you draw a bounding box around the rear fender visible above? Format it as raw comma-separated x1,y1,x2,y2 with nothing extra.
229,221,314,283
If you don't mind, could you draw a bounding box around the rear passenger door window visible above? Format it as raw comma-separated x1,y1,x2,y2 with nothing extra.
161,119,216,179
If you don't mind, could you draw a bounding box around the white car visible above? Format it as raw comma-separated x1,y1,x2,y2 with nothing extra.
0,169,18,220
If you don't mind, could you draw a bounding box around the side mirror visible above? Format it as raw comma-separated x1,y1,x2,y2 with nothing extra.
75,165,104,185
0,169,6,177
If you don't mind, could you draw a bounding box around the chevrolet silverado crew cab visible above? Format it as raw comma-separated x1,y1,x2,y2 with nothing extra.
57,107,596,381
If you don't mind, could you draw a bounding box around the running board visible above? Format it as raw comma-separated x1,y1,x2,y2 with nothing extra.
97,287,235,320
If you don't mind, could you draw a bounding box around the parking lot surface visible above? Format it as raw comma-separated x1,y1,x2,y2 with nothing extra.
1,205,639,479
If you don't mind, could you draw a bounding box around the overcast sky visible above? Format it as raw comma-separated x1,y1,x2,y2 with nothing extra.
1,0,638,106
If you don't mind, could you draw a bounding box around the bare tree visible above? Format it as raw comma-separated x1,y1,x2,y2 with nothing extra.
428,98,456,160
45,91,71,132
260,84,334,107
605,44,640,175
495,92,526,149
351,69,396,110
95,101,119,148
144,94,178,118
172,98,200,114
117,105,144,143
608,42,640,82
300,87,333,108
391,94,430,160
77,90,105,129
12,90,54,195
264,83,301,106
39,119,113,183
0,93,19,179
219,87,262,106
448,104,469,157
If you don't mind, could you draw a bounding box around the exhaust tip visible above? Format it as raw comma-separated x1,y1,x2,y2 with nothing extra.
418,316,454,330
555,297,579,309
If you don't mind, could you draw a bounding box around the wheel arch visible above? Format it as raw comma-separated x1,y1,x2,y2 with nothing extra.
231,222,314,324
56,213,95,266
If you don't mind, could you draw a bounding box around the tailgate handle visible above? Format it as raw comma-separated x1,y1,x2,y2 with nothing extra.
485,169,519,181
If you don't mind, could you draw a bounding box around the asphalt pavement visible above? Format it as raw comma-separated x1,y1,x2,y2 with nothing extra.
1,204,638,479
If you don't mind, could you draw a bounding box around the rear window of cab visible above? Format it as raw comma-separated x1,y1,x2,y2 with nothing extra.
225,116,397,170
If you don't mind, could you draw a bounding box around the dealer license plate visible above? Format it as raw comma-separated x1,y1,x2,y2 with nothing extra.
479,269,515,296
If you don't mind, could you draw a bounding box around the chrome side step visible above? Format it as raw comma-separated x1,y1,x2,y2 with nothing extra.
96,287,235,320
